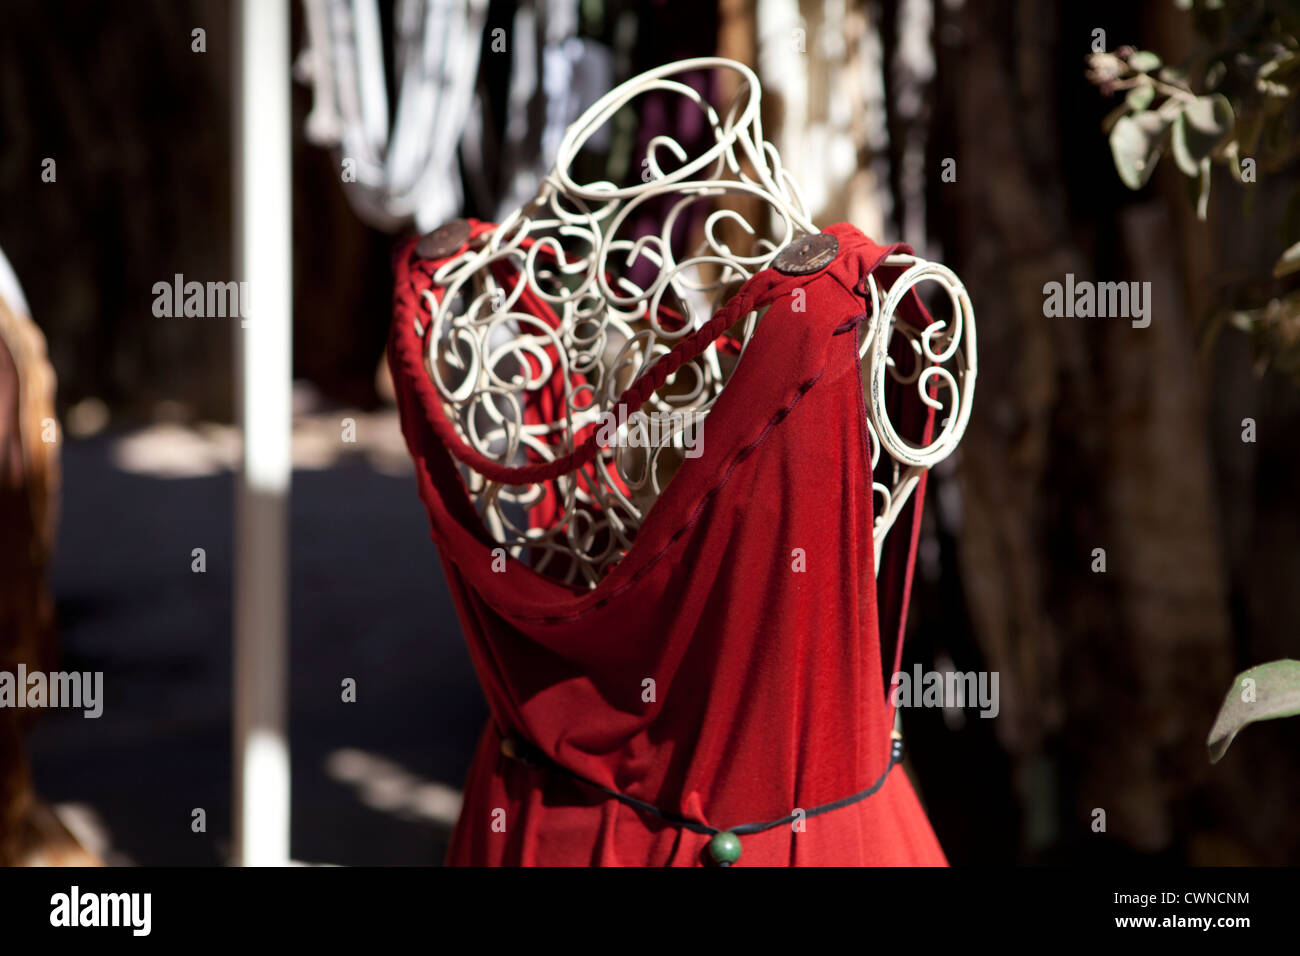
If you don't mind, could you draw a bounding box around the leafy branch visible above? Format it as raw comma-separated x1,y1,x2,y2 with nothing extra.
1089,47,1238,220
1087,0,1300,382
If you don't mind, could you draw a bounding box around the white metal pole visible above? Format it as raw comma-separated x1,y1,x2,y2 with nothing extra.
233,0,292,866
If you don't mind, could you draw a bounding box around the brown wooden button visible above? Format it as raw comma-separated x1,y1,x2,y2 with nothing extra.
772,233,839,275
416,218,472,259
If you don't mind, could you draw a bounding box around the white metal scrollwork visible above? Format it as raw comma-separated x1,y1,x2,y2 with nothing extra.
418,57,977,585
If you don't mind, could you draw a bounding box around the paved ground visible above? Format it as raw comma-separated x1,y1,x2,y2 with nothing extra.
27,410,488,865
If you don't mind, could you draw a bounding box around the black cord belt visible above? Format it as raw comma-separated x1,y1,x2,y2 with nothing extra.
497,726,905,866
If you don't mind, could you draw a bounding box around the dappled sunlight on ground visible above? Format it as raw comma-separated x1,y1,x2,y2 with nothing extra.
27,413,486,865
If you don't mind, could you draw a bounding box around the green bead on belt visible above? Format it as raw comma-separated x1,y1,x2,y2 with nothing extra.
708,831,742,866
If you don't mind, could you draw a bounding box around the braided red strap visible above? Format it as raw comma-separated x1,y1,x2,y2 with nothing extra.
395,227,784,485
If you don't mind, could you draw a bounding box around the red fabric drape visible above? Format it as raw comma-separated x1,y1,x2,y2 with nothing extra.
389,222,947,866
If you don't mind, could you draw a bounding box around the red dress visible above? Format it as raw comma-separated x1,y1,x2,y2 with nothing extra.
389,221,948,866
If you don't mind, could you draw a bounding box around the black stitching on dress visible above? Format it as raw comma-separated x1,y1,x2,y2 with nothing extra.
496,369,828,623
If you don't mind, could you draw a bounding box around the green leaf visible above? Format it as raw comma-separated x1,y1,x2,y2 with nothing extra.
1222,139,1243,182
1208,660,1300,763
1273,241,1300,278
1126,85,1155,111
1129,50,1162,73
1170,94,1234,175
1101,101,1130,134
1186,93,1234,141
1109,112,1170,189
1171,112,1200,176
1195,157,1211,220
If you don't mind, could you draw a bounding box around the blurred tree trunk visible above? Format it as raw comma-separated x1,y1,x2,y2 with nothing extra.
0,0,395,423
915,0,1294,863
